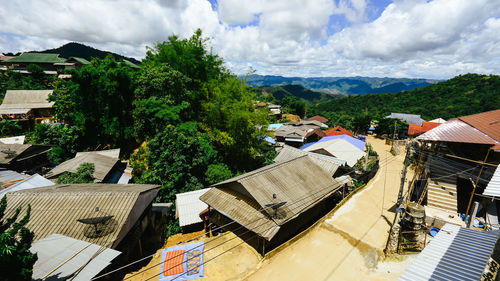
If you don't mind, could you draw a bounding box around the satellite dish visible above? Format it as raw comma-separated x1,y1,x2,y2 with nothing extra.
77,208,116,238
1,149,17,158
265,202,287,219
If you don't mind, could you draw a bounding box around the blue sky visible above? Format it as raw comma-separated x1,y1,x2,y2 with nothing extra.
1,0,499,79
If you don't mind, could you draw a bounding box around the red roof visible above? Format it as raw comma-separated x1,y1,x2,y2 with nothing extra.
307,115,328,123
408,122,441,136
458,109,500,142
324,126,353,137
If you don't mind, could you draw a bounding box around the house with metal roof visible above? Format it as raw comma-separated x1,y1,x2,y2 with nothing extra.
274,145,346,176
2,52,66,71
30,234,121,281
5,184,160,249
46,149,124,183
307,115,328,123
302,134,366,151
0,90,55,123
200,156,343,252
175,188,211,233
0,143,52,172
386,113,425,125
324,126,353,137
411,109,500,222
399,224,500,281
303,138,365,167
408,121,441,136
0,170,54,198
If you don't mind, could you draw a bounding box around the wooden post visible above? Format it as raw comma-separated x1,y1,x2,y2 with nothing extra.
465,149,491,216
364,145,369,171
467,201,480,228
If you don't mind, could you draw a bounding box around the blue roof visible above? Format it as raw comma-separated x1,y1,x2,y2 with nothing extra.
301,134,366,151
268,123,284,130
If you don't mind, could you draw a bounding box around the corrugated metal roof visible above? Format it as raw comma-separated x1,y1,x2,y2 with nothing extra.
317,135,366,151
46,152,120,182
0,170,29,189
175,188,210,227
0,173,54,198
30,234,121,281
200,188,280,240
429,118,447,124
5,184,160,248
324,126,353,137
303,139,365,167
274,145,344,176
483,165,500,197
416,119,498,145
459,109,500,142
5,53,66,63
209,156,342,227
386,113,424,125
75,148,120,159
0,144,32,164
0,135,25,144
398,224,500,281
0,90,54,110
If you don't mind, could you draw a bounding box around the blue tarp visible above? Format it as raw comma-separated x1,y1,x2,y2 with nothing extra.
268,123,284,130
300,134,366,151
159,242,205,281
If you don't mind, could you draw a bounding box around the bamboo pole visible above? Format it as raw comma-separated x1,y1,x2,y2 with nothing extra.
42,244,92,280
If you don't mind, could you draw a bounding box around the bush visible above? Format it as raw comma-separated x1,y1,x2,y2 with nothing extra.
0,120,22,137
57,162,95,184
26,124,82,164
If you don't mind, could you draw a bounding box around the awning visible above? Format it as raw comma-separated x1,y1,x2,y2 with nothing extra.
0,108,31,115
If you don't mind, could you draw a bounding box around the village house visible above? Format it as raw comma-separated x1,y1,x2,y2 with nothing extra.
45,149,128,183
0,169,54,198
413,109,500,226
2,52,66,72
175,188,211,233
408,121,442,136
200,155,343,253
324,125,354,137
307,115,328,124
0,143,52,172
302,136,366,167
0,90,55,126
4,183,163,278
386,112,425,125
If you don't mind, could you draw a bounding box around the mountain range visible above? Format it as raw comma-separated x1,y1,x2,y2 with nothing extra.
246,74,438,95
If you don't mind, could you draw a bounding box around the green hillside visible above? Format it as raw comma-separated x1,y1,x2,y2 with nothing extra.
253,84,341,104
311,73,500,120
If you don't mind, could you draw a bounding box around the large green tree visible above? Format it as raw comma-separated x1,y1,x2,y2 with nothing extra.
0,197,37,281
50,55,136,152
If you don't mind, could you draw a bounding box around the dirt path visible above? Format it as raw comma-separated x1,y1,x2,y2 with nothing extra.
244,136,413,281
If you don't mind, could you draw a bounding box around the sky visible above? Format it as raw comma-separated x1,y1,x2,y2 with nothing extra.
0,0,499,79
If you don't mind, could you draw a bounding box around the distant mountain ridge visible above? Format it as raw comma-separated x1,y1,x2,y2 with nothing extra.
15,42,141,64
254,84,342,103
246,74,438,95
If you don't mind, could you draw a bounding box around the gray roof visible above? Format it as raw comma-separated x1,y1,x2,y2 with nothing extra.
0,172,54,198
274,125,310,139
274,145,344,176
386,113,424,125
0,135,25,144
202,156,342,240
175,188,210,227
75,148,120,159
46,152,120,182
399,224,500,281
483,165,500,197
0,144,52,165
31,234,121,281
5,184,160,248
0,90,54,111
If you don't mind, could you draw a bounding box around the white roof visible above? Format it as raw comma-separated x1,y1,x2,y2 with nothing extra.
0,135,25,144
429,118,447,124
303,138,365,167
30,234,121,281
483,165,500,197
176,188,211,227
0,173,54,198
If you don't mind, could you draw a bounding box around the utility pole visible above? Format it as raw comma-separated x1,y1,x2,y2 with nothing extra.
393,120,397,140
364,145,369,171
397,145,411,206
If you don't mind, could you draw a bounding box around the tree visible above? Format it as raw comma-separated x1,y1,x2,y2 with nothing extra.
0,197,37,281
376,118,408,139
26,124,82,164
352,114,372,134
57,162,95,184
135,122,221,202
50,55,136,152
0,121,22,137
205,163,232,185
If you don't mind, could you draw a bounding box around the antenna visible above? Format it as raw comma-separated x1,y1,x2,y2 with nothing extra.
77,207,116,238
265,194,287,219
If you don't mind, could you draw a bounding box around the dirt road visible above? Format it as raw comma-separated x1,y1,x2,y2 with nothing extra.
244,136,413,281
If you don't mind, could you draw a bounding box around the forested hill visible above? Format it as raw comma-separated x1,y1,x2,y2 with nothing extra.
312,73,500,120
34,42,141,64
253,84,342,103
246,74,437,95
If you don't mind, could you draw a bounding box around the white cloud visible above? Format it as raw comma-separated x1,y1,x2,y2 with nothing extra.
0,0,499,79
